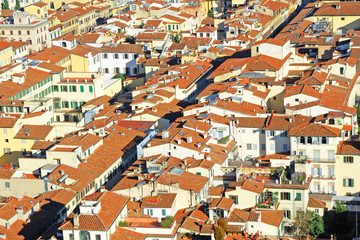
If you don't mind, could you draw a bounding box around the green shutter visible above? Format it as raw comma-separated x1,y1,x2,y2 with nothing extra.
288,193,291,200
162,209,166,216
296,193,301,201
196,172,201,176
62,102,64,108
351,179,354,187
70,102,73,108
288,210,291,219
80,86,84,92
280,192,283,200
235,196,238,204
350,157,354,163
343,178,347,187
89,86,93,93
344,156,346,163
73,86,77,92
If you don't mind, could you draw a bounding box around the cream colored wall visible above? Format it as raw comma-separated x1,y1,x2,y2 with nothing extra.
225,188,258,209
0,178,45,198
336,154,360,196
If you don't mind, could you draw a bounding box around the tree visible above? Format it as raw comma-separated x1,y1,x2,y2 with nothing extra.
214,226,225,240
1,0,9,10
218,218,228,232
334,200,347,214
15,0,20,10
293,211,324,239
207,9,214,18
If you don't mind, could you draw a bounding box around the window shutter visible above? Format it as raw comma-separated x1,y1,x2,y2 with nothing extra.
297,137,300,143
343,178,347,187
280,192,283,200
61,102,64,108
288,193,291,200
350,157,354,163
351,179,354,187
344,156,346,163
288,210,291,219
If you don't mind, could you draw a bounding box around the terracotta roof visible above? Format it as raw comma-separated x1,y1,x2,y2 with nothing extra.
141,193,176,208
252,38,287,47
282,85,321,99
337,141,360,155
0,117,18,128
0,169,14,179
60,191,129,231
31,140,55,150
14,125,53,140
47,164,97,193
209,197,234,210
288,123,341,137
53,10,79,22
240,180,264,194
307,198,326,208
260,210,284,227
156,169,209,193
110,227,145,240
196,26,217,32
313,2,360,16
209,186,224,196
229,208,250,223
0,41,11,51
82,95,111,108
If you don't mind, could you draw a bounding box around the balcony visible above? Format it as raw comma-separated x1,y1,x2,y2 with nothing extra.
293,155,335,164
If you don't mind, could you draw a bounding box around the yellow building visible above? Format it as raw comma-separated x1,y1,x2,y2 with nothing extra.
0,117,21,165
307,1,360,35
0,41,13,67
24,2,49,19
336,141,360,196
53,10,80,36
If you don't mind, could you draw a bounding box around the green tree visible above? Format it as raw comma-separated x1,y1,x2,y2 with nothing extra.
1,0,9,10
218,218,228,232
334,200,347,214
160,216,174,228
15,0,20,10
214,226,225,240
207,9,214,18
293,211,324,239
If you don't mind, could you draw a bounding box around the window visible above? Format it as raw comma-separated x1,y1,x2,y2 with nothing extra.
343,178,354,187
72,86,76,92
344,156,354,163
3,128,7,134
103,53,108,59
253,144,257,150
162,209,166,216
295,193,301,201
104,68,109,73
256,46,259,52
261,144,266,150
283,144,287,151
247,144,252,150
21,139,26,144
229,195,238,204
280,131,287,137
281,192,291,200
196,172,201,176
89,86,93,93
300,136,305,144
307,137,312,144
270,131,275,137
322,137,327,144
341,17,345,21
4,139,8,143
124,54,129,59
5,182,10,188
114,54,119,59
242,129,246,133
115,67,120,74
315,209,319,214
80,86,84,92
295,98,299,102
284,210,291,219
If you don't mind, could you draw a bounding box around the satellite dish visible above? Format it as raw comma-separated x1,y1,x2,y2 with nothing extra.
84,110,96,124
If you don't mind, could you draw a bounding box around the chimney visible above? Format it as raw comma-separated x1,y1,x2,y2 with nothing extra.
60,170,65,175
162,131,169,139
187,137,192,143
73,214,80,228
178,139,182,145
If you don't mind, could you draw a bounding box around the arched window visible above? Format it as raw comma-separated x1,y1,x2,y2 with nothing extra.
322,137,327,144
62,42,67,48
329,118,335,125
300,136,305,144
307,136,312,144
50,2,54,9
80,230,90,240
